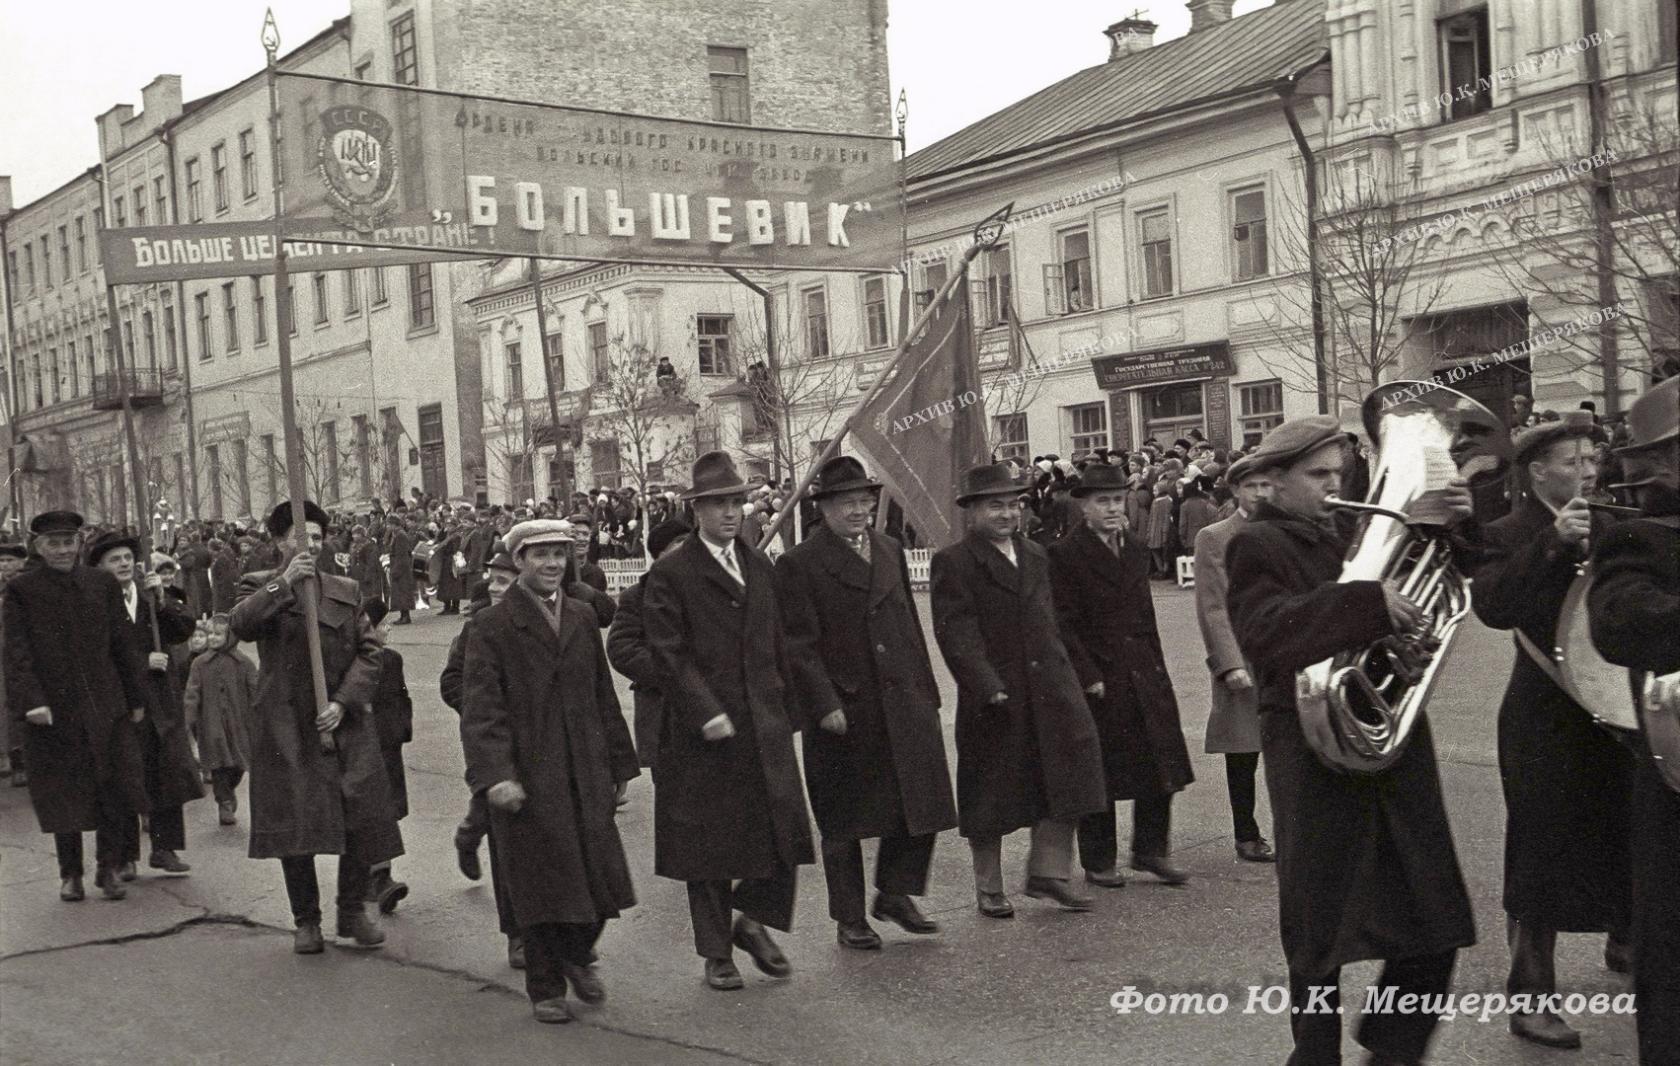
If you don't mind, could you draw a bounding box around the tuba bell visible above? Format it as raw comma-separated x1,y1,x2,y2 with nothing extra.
1296,381,1510,774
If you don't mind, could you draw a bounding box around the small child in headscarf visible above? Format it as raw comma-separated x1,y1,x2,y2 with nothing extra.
182,615,256,826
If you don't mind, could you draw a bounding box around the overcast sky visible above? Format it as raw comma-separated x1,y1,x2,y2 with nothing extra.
0,0,1275,208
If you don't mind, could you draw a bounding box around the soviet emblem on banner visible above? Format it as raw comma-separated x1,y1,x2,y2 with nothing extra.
316,104,400,231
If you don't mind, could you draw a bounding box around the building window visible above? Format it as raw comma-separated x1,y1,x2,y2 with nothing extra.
222,281,240,352
1145,381,1206,440
73,216,87,272
1237,380,1284,447
142,311,156,367
544,331,564,390
391,12,419,85
803,286,830,358
916,260,948,312
862,276,890,348
252,277,267,344
184,158,202,222
231,438,250,517
983,246,1012,326
589,321,610,383
321,421,340,503
707,46,750,124
1231,187,1269,280
67,340,79,396
173,453,187,517
155,176,168,221
353,414,373,498
161,294,177,368
696,314,733,374
132,185,147,226
211,142,229,212
1140,209,1175,298
994,412,1029,464
1439,9,1492,120
30,354,42,407
57,226,70,280
1060,229,1092,313
1068,402,1109,455
262,434,278,510
286,281,297,335
122,318,134,368
590,439,621,489
113,195,127,229
1661,1,1679,63
344,269,361,314
505,340,523,399
207,443,224,519
48,348,60,404
370,266,388,305
407,263,434,328
5,250,16,292
313,273,329,325
239,128,258,200
40,237,53,288
23,244,35,291
195,292,211,360
85,332,97,383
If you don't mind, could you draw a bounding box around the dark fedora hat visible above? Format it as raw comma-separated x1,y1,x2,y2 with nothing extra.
85,530,142,567
29,510,84,536
681,451,751,501
810,454,881,499
265,499,332,538
1610,376,1679,489
1069,463,1129,497
956,462,1023,506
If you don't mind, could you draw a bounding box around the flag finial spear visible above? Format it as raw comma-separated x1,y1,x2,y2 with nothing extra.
261,9,281,58
973,202,1013,251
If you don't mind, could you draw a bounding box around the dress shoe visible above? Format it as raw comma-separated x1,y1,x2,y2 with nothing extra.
117,861,138,883
217,800,237,826
836,920,883,950
976,891,1015,919
367,870,409,914
455,832,483,882
293,921,325,955
1510,1009,1582,1049
1084,868,1128,888
507,936,526,970
531,997,572,1024
1605,937,1633,974
94,866,127,900
393,616,412,626
561,961,605,1004
10,768,27,787
1024,876,1095,912
871,893,939,934
1130,854,1190,885
732,916,791,977
335,907,386,947
1362,1055,1420,1066
149,849,191,874
704,957,744,990
60,876,85,902
1235,839,1275,863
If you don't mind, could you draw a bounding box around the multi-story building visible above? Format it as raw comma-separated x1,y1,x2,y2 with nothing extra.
898,1,1329,458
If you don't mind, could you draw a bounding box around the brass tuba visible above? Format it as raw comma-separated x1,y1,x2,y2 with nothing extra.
1296,381,1510,774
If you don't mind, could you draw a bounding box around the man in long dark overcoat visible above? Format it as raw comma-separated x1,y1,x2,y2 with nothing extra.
385,519,417,624
1587,374,1680,1066
1048,464,1194,889
3,511,149,902
930,463,1107,920
1472,418,1633,1050
642,451,816,991
1225,416,1476,1066
461,519,640,1024
230,500,401,954
86,531,203,878
775,455,956,949
348,525,385,606
606,518,692,774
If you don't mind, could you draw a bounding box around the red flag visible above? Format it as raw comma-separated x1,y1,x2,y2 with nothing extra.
851,270,989,549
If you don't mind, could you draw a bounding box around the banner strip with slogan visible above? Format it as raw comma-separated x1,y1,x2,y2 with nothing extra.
96,220,482,285
274,71,905,273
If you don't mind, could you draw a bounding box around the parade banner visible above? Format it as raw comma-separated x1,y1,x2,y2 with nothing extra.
276,71,904,272
97,220,477,285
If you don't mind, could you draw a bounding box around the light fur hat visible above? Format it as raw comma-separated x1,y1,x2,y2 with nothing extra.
504,518,574,557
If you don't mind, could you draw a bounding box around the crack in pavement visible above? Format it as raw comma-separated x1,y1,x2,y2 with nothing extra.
0,912,259,964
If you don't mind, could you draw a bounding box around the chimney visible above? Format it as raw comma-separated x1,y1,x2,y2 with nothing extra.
1188,0,1235,32
96,104,134,160
1104,17,1157,60
141,75,183,128
0,176,12,216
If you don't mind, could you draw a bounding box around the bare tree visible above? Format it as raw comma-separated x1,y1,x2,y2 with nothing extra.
977,297,1047,457
730,308,863,488
481,394,546,505
241,396,383,510
584,332,697,494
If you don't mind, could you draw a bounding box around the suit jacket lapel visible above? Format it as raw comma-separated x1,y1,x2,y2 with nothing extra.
1075,524,1127,590
816,524,872,592
866,531,899,607
686,534,746,601
966,531,1020,594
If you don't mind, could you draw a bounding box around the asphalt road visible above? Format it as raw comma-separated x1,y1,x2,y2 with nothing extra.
0,585,1641,1065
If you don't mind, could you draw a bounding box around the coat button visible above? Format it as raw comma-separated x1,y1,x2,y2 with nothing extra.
1030,660,1040,669
875,643,887,653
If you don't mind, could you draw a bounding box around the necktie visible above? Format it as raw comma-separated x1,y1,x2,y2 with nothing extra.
720,544,745,586
852,535,871,564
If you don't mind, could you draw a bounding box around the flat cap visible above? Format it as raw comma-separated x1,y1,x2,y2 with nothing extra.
1224,453,1268,487
1512,410,1595,466
486,550,519,574
1245,415,1344,474
29,510,84,536
504,519,574,557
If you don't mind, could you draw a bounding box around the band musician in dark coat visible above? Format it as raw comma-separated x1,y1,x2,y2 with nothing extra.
230,500,400,955
1047,463,1194,889
461,519,640,1024
642,452,816,992
1587,374,1680,1066
3,511,149,902
1226,416,1477,1066
1472,417,1633,1051
775,455,956,950
86,531,203,879
931,463,1107,920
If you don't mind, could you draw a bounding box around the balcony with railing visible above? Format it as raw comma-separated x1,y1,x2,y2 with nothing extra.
90,369,166,411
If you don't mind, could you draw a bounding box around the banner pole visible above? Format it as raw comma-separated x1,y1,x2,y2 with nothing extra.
755,202,1011,551
265,12,334,753
102,280,155,577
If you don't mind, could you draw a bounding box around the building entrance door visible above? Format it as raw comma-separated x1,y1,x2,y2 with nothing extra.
1143,381,1205,445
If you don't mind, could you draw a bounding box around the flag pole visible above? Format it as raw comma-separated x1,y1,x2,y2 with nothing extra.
265,12,335,753
755,202,1011,551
